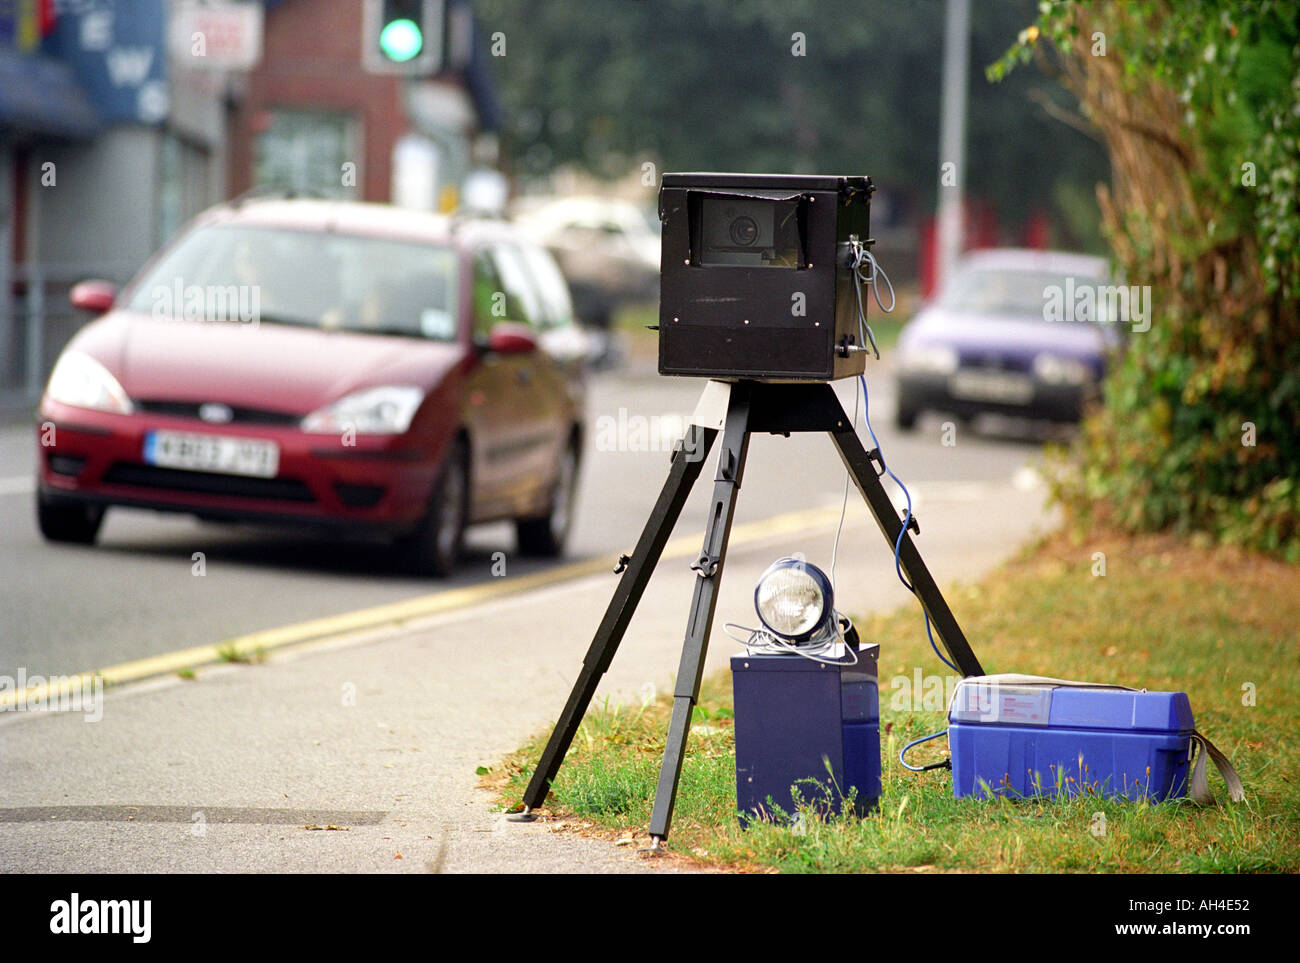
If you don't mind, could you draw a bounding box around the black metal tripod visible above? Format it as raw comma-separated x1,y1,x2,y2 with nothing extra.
514,379,984,847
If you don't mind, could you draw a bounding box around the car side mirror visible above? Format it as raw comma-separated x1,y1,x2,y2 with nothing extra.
70,280,117,314
486,322,537,355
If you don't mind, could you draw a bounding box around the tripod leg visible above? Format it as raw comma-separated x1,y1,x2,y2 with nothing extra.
519,424,718,812
828,417,985,678
647,384,753,842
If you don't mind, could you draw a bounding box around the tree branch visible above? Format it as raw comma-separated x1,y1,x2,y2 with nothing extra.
1027,87,1102,142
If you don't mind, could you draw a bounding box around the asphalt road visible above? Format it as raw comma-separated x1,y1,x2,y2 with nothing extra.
0,354,1065,874
0,358,1047,681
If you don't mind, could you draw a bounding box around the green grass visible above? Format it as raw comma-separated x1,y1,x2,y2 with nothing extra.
215,643,266,665
490,530,1300,872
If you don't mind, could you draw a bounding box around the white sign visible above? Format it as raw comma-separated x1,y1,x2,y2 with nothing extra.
171,1,264,71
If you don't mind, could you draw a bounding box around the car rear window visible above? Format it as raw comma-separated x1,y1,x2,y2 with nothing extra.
939,267,1107,321
125,224,460,340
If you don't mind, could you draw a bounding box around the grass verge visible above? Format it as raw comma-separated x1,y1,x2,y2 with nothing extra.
486,529,1300,872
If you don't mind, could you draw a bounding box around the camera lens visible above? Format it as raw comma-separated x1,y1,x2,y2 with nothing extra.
729,215,759,247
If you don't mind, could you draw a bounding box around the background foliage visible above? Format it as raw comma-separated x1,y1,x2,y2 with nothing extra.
994,0,1300,558
473,0,1110,244
477,0,1299,557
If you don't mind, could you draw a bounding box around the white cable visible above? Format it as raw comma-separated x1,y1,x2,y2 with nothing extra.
723,611,860,667
830,243,893,625
725,244,892,673
828,375,860,594
851,240,896,314
848,239,895,361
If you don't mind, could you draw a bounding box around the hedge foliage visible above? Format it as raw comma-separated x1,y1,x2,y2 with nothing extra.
992,1,1300,559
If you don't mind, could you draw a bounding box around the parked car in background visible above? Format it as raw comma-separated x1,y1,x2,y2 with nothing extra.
36,198,586,576
894,249,1118,430
513,195,660,364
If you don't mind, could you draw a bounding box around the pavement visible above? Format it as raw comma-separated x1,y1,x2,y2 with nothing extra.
0,448,1054,873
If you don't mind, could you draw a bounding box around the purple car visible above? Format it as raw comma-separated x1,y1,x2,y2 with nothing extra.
894,249,1121,430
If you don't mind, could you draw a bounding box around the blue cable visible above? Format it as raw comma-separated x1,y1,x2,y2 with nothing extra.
850,247,958,780
899,729,952,772
857,375,960,675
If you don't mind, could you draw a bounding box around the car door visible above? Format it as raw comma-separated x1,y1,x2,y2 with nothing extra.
515,237,584,431
463,246,551,521
486,243,562,509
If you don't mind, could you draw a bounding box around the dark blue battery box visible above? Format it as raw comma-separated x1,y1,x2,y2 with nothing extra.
948,679,1195,800
731,644,879,821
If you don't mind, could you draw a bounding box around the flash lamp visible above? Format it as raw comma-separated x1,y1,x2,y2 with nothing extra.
754,557,836,643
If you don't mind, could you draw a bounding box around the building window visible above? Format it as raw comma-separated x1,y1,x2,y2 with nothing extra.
253,109,360,199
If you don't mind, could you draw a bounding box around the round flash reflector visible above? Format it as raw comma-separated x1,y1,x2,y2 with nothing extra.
754,558,834,642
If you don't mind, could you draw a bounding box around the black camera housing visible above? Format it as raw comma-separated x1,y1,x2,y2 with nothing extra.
658,172,874,381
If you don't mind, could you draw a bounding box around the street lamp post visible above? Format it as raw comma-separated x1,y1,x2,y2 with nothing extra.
936,0,970,291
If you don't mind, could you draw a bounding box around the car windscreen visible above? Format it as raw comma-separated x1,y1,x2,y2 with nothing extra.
938,267,1108,321
125,224,460,340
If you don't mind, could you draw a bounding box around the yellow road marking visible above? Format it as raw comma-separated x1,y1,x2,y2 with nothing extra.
1,504,851,711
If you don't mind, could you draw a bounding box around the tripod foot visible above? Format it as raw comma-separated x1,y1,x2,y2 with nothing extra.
506,806,537,823
637,835,667,855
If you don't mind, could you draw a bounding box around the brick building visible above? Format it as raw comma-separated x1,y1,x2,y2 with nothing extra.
227,0,499,209
1,0,500,412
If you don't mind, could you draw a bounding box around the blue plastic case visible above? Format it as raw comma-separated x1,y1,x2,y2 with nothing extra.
948,680,1195,800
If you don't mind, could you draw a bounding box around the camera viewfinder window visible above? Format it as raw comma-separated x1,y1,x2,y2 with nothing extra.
692,194,804,268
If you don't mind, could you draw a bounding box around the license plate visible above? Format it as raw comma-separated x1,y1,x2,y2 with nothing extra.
144,430,279,478
949,370,1034,405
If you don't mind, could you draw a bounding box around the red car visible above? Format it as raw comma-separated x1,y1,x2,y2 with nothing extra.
35,198,586,576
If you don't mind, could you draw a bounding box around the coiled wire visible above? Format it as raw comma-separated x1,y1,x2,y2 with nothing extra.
723,613,860,667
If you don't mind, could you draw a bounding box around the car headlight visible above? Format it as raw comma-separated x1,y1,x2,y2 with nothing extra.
301,385,424,435
1032,354,1092,385
754,558,835,643
901,344,959,375
44,351,133,414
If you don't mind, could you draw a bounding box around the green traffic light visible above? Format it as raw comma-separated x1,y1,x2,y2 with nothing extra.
379,17,423,62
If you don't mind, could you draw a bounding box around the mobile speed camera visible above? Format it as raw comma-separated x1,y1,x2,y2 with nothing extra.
521,174,984,853
657,172,875,381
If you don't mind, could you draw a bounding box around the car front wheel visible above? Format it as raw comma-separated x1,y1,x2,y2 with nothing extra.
37,491,105,545
397,438,468,577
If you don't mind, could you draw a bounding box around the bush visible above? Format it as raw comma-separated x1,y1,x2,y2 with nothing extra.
993,1,1300,559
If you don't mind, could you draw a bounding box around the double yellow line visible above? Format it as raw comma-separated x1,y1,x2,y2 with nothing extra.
0,504,849,713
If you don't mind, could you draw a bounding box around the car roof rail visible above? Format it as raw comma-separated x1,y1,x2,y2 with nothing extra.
451,206,505,223
449,207,511,238
228,186,333,208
